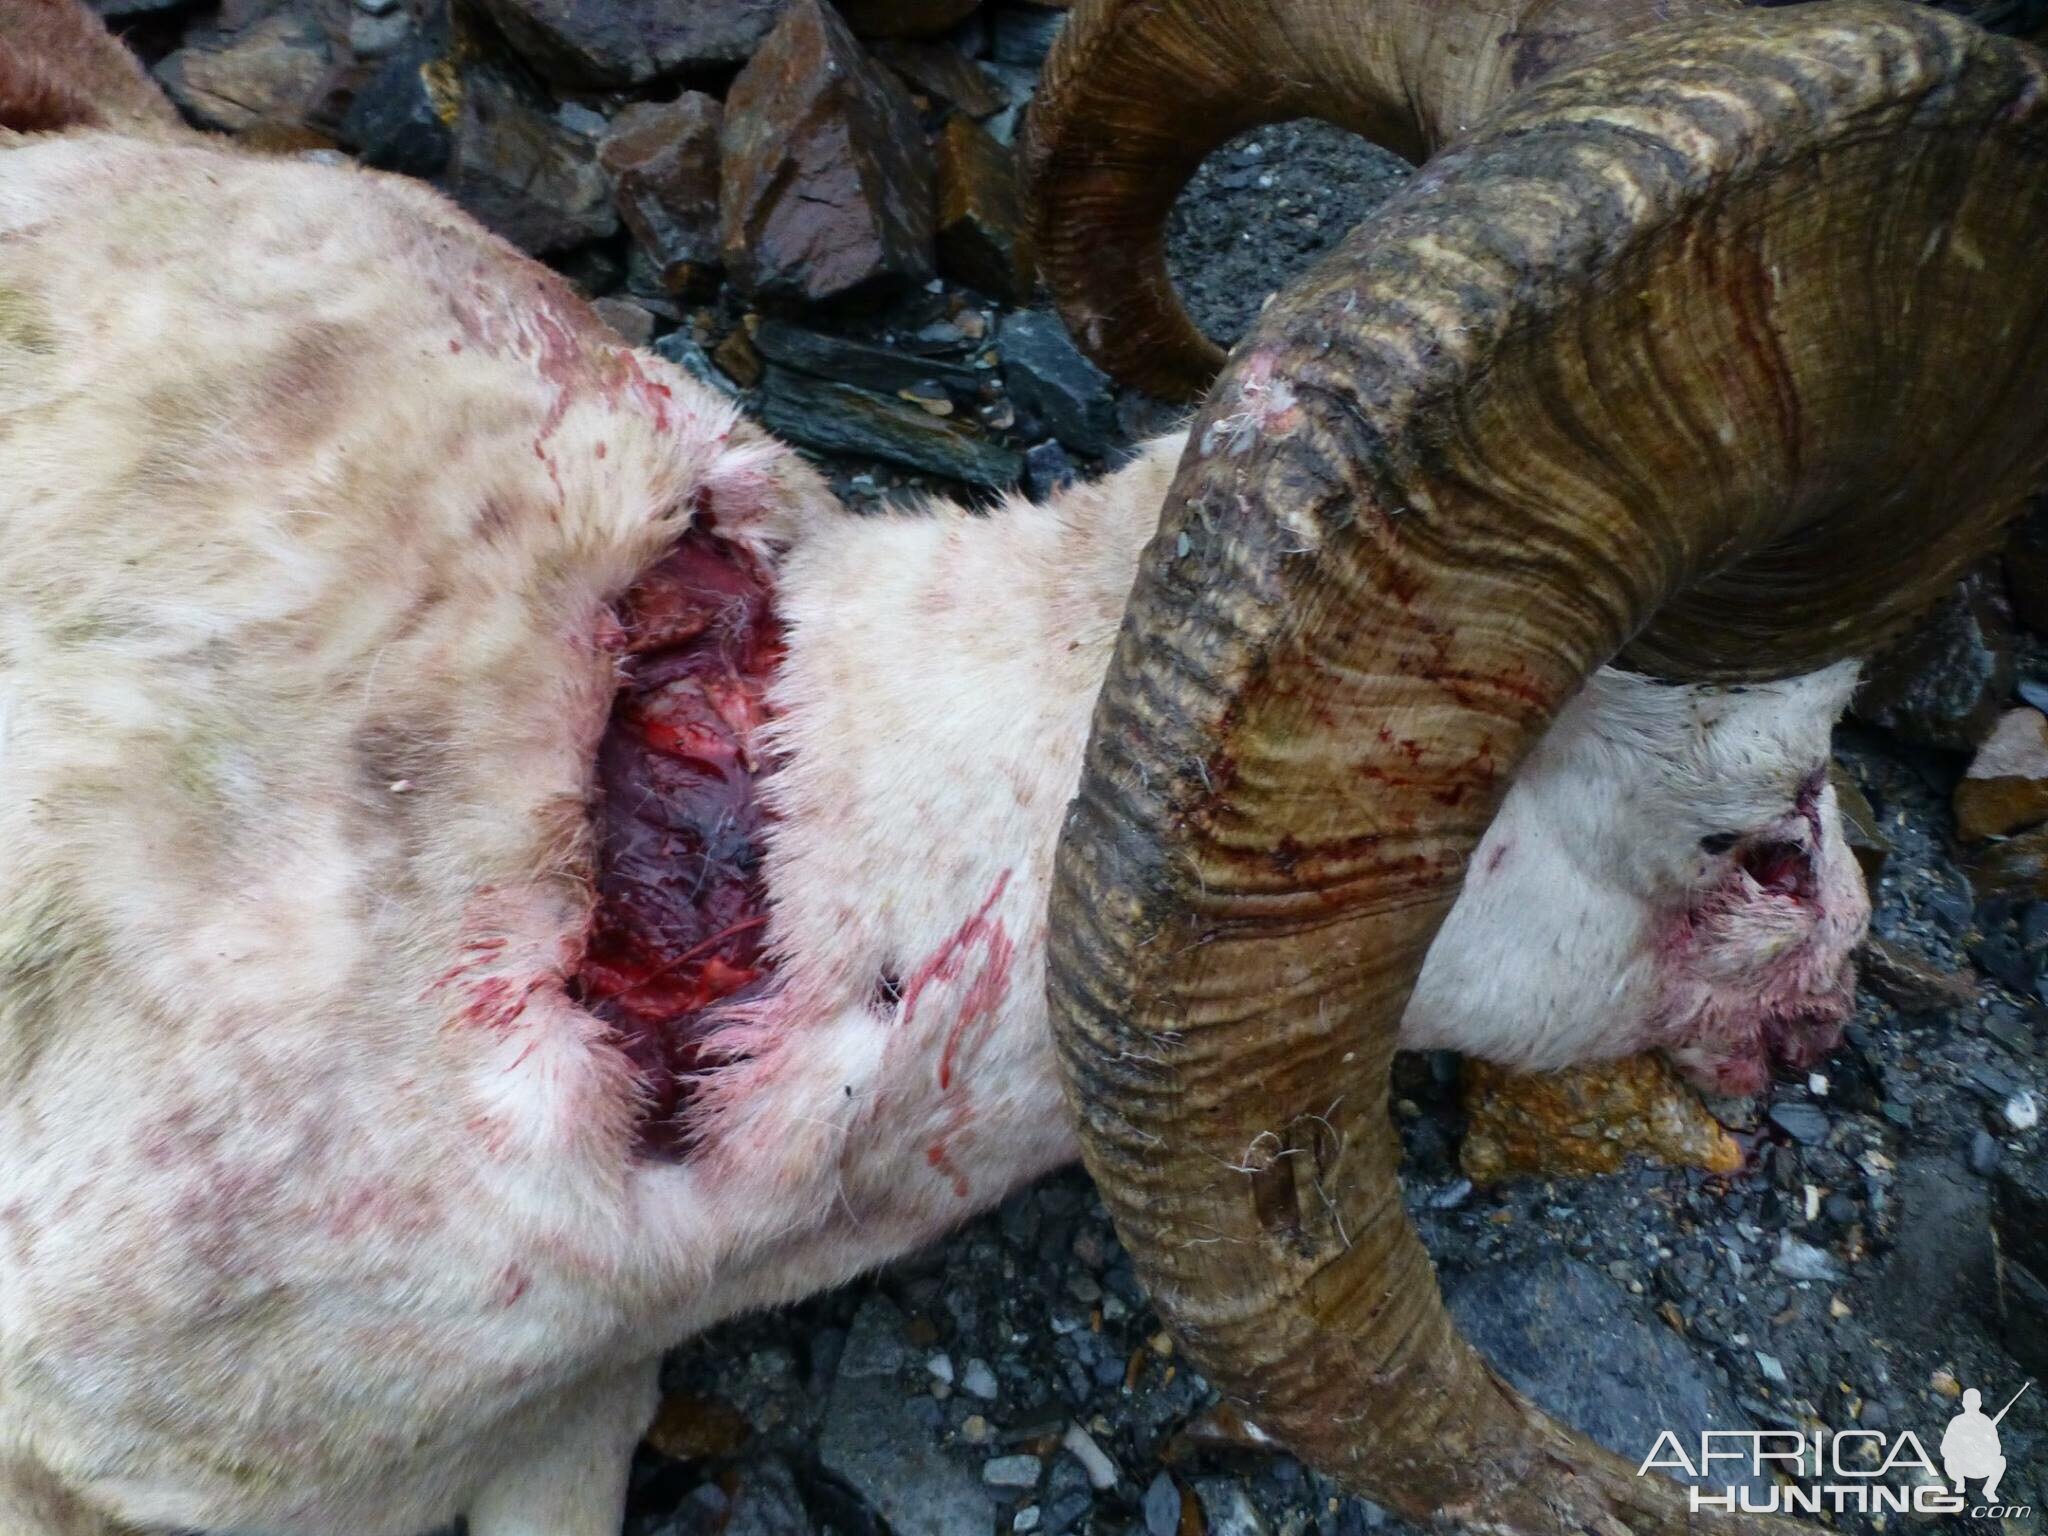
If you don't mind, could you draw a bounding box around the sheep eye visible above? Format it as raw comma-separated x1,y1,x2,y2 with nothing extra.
1699,832,1739,855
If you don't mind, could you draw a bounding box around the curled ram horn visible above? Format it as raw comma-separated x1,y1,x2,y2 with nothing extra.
1046,3,2048,1531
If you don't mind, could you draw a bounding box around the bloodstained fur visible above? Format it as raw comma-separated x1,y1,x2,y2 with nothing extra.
572,522,782,1159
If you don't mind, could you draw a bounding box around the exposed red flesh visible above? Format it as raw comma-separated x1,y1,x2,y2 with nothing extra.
572,523,781,1159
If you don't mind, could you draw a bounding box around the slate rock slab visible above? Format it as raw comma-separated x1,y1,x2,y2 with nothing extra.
1446,1255,1772,1501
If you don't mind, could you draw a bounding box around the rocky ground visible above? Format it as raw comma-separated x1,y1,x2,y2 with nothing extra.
96,0,2048,1530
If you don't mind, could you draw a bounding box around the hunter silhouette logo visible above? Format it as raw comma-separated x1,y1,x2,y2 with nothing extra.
1638,1379,2035,1518
1943,1382,2028,1503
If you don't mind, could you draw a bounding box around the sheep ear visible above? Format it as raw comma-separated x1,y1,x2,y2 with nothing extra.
1048,7,2047,1533
0,0,184,136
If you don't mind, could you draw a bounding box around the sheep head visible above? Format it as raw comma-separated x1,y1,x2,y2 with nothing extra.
1411,663,1869,1096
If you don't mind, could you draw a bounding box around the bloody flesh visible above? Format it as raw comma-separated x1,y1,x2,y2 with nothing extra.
573,523,781,1159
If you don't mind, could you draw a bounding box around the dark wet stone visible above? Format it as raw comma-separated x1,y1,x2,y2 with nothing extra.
874,38,1005,116
600,94,723,295
1142,1473,1181,1536
1972,928,2033,993
999,311,1116,457
1970,1129,2005,1176
1992,1150,2048,1377
1853,563,2016,752
476,0,781,89
754,320,982,402
1022,439,1076,501
439,69,616,254
836,0,982,38
720,0,934,305
760,368,1019,488
935,114,1033,301
88,0,199,18
989,2,1066,65
654,332,744,398
1446,1257,1773,1501
337,41,457,178
1767,1101,1830,1147
1880,1155,1998,1340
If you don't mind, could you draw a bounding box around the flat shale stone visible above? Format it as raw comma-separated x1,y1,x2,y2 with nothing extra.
337,42,459,177
753,320,982,402
760,368,1019,487
1992,1152,2048,1377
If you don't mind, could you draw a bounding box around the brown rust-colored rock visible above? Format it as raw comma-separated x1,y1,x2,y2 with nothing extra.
935,113,1033,302
1955,707,2048,840
1965,824,2048,903
475,0,781,89
720,0,935,305
644,1392,752,1462
600,94,723,296
713,326,764,389
1856,936,1982,1016
874,39,1005,117
1831,765,1891,885
1461,1056,1744,1184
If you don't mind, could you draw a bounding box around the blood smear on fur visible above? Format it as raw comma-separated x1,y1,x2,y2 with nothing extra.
571,524,781,1159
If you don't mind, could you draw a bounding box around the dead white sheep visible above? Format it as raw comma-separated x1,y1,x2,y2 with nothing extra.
1,0,2045,1533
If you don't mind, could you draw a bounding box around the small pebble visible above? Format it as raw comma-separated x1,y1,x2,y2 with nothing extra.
1772,1233,1842,1282
1062,1422,1119,1490
1756,1352,1788,1384
926,1353,954,1386
1013,1507,1042,1533
1769,1102,1831,1146
984,1454,1043,1490
2004,1089,2040,1131
1969,1130,2003,1176
1143,1472,1181,1536
961,1358,999,1400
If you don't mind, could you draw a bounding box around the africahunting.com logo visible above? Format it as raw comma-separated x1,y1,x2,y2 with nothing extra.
1638,1380,2033,1519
